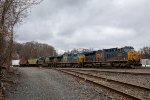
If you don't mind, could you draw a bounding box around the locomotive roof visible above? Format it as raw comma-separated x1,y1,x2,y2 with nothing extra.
103,46,134,52
47,46,135,58
83,51,97,55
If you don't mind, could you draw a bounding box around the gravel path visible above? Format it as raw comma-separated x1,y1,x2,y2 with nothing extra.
5,67,110,100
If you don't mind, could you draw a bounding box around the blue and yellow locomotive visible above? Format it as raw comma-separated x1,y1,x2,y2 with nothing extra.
95,46,141,68
20,46,141,68
42,46,141,68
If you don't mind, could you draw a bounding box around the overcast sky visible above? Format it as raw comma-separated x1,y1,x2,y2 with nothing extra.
16,0,150,52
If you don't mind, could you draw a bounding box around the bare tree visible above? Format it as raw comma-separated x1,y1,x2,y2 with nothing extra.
14,41,57,59
140,47,150,59
0,0,43,94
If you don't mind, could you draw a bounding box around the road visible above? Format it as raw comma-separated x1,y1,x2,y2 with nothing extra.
5,67,108,100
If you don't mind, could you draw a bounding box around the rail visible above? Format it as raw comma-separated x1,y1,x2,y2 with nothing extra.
55,68,146,100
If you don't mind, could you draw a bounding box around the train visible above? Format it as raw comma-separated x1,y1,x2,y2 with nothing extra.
19,46,141,68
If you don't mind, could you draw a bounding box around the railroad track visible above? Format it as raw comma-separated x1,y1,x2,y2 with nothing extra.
96,70,150,75
62,68,150,75
55,68,150,100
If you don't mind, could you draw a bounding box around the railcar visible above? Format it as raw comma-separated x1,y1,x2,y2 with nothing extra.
103,46,141,68
55,46,141,68
45,56,55,67
61,53,78,67
47,53,86,68
28,58,38,66
77,53,85,67
83,51,96,67
19,59,28,66
54,55,63,67
20,46,141,68
37,57,46,66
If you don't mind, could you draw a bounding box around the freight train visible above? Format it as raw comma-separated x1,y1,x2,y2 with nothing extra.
19,46,141,68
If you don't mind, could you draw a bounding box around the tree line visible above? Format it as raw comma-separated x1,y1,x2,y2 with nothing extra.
13,41,57,60
140,47,150,59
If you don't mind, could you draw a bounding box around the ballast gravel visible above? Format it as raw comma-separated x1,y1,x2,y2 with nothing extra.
5,67,111,100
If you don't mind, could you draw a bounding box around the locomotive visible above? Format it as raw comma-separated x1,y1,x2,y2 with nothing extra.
20,46,141,68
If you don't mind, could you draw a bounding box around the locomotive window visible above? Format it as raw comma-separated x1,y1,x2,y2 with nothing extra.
124,48,134,52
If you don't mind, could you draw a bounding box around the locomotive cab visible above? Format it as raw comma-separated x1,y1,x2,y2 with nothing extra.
128,51,141,62
123,46,141,66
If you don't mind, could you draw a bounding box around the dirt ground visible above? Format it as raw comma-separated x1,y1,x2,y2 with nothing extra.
5,67,110,100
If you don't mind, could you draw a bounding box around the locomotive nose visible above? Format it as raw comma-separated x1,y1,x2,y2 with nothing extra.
128,51,140,61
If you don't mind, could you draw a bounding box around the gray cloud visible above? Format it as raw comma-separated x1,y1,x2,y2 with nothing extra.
16,0,150,52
